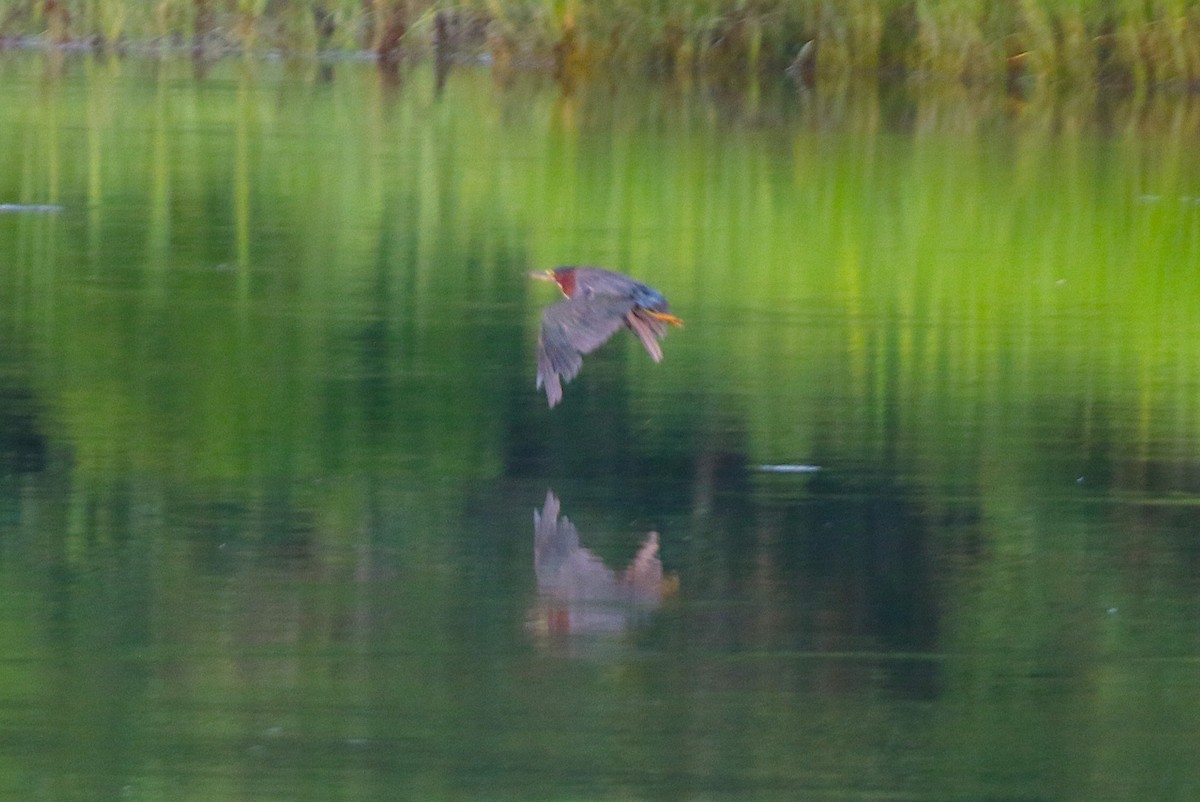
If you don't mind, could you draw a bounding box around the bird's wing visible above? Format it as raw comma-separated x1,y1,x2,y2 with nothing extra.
535,491,581,566
537,296,634,407
534,491,613,595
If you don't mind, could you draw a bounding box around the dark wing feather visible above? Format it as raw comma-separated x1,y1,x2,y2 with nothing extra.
534,491,582,571
537,295,635,408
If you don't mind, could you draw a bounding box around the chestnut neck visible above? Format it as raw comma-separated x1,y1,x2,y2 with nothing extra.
553,267,577,297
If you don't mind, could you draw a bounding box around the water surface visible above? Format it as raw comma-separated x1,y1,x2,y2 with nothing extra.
1,55,1199,800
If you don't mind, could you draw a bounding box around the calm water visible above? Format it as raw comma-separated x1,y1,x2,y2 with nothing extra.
2,54,1200,801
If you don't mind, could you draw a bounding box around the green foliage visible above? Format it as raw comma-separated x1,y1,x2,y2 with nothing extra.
0,0,1199,83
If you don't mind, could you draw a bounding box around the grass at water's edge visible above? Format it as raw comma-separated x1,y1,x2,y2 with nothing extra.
0,0,1198,88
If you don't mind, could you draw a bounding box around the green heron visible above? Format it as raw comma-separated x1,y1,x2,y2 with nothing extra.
530,266,683,408
531,490,675,640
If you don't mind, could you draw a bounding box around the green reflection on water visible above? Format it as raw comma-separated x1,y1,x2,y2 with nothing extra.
2,59,1200,484
1,55,1199,801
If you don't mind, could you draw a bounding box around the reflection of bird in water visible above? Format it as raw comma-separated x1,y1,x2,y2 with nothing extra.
531,490,674,639
530,266,683,408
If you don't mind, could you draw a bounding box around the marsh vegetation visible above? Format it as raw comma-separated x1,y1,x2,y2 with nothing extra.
2,0,1200,88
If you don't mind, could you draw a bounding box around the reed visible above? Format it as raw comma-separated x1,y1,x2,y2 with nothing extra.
0,0,1197,87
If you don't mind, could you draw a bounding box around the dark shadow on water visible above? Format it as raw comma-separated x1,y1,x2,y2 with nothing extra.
658,448,965,703
776,467,947,700
0,382,47,475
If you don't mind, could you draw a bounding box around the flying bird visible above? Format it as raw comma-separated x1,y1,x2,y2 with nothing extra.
530,266,682,408
531,490,673,641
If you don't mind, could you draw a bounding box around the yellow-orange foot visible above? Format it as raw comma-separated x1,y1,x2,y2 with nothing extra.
645,310,684,327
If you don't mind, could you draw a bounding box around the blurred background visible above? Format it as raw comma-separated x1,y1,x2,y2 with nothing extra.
1,50,1199,800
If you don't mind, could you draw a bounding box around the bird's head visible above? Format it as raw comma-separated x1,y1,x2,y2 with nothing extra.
528,267,577,298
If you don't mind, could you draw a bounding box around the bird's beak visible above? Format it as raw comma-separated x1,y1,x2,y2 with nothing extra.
527,270,557,283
